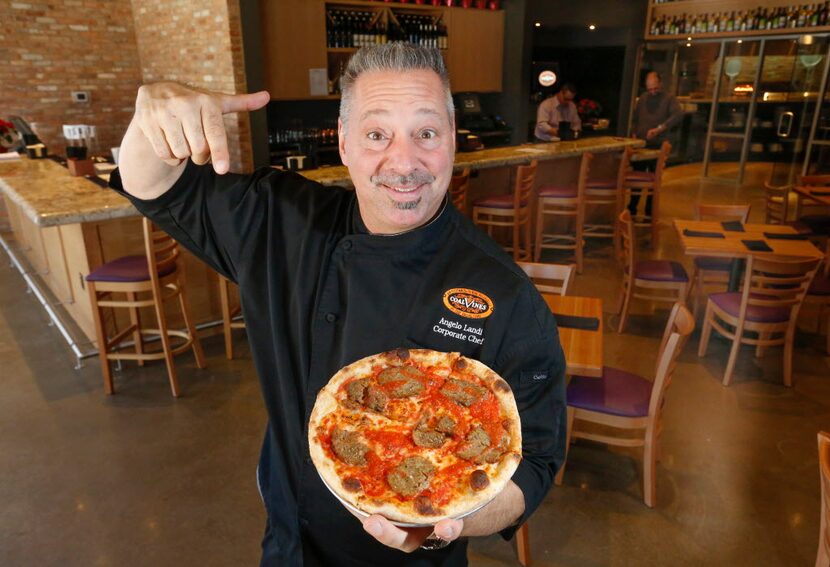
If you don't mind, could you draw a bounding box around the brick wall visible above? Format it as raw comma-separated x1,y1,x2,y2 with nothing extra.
131,0,253,172
0,0,143,156
0,0,252,172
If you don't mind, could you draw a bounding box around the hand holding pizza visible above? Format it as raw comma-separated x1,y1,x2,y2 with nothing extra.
308,348,522,549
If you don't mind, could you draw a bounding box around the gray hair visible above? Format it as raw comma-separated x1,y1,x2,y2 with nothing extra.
339,42,455,130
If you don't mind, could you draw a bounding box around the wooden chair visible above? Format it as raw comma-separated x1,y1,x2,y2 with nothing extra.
818,431,830,567
517,261,575,296
515,522,531,566
218,274,246,360
617,209,689,333
449,168,470,214
623,140,670,249
473,160,537,261
584,147,632,256
804,241,830,356
698,254,821,387
688,203,752,314
764,181,790,225
86,218,206,396
555,302,695,507
533,152,593,272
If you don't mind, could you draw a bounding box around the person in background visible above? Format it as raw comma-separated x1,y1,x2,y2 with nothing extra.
534,83,581,141
628,70,683,218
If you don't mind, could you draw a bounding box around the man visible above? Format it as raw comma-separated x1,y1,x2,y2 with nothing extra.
111,43,566,566
534,83,581,141
628,71,683,217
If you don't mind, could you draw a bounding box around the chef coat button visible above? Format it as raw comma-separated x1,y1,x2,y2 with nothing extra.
325,312,337,323
342,240,353,251
300,518,309,528
305,456,312,465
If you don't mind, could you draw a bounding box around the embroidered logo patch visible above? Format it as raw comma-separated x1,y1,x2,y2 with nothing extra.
442,288,494,319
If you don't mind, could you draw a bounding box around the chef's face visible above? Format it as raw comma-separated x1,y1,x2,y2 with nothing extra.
339,69,455,235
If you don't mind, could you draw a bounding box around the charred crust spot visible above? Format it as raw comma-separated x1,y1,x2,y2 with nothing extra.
493,379,510,393
414,495,442,516
395,348,410,360
470,470,490,491
343,477,362,492
453,358,467,371
510,453,522,463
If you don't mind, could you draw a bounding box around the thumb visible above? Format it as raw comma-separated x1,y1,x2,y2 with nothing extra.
220,90,270,114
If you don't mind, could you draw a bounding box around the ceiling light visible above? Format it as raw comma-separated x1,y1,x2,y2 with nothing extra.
534,22,541,27
589,24,596,30
737,39,743,44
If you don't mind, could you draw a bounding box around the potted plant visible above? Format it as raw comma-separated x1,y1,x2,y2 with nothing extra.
0,119,20,153
577,98,603,125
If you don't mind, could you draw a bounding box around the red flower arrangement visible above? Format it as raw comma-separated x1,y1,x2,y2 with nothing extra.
0,119,20,153
577,98,602,119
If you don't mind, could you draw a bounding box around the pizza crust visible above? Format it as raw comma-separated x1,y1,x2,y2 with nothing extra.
308,348,522,526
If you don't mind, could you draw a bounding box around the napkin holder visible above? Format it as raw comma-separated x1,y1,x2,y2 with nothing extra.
68,157,95,177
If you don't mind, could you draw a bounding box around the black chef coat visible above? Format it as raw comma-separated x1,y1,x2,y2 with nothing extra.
109,161,567,567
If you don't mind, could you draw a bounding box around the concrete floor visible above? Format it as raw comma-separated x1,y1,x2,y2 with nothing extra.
1,162,828,566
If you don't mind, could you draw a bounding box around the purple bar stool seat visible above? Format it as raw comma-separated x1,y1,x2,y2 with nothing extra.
474,193,526,209
538,184,578,198
710,292,791,323
630,259,689,282
86,255,177,283
586,178,617,189
567,367,653,418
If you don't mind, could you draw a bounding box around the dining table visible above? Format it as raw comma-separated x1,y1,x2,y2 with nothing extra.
793,185,830,208
544,294,604,378
673,218,825,290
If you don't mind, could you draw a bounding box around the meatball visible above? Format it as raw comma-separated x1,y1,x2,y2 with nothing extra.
475,431,510,464
435,415,457,435
365,385,388,413
345,378,369,405
389,379,424,398
386,456,434,497
440,378,486,407
455,426,491,461
331,428,368,467
412,422,447,448
377,366,425,399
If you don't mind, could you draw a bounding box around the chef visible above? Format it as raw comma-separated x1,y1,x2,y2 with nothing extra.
110,42,567,566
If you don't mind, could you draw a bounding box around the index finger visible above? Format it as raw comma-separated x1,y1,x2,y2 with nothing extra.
201,104,229,174
362,515,431,553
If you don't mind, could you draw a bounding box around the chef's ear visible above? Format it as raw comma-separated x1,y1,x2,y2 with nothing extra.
338,117,349,167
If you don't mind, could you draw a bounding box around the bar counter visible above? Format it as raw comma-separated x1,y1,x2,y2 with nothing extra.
0,136,643,352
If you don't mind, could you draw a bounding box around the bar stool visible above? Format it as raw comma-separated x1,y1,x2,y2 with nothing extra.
218,274,246,360
533,152,593,272
764,181,790,224
584,147,633,259
449,168,470,214
86,218,206,397
624,140,670,249
617,210,689,334
473,160,537,261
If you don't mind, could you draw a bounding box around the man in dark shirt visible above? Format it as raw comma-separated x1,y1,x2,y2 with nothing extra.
111,43,566,566
628,71,683,217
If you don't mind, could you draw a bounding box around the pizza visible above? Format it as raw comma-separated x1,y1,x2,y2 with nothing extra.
308,348,522,525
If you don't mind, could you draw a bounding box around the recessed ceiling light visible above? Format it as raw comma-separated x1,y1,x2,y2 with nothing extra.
535,22,541,27
737,39,743,44
686,42,691,47
687,36,692,41
589,24,596,30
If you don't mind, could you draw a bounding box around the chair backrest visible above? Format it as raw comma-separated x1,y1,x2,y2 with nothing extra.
648,302,695,421
695,203,751,223
619,209,635,273
142,217,180,288
513,160,538,210
763,181,790,225
615,147,633,193
450,168,470,213
740,255,821,320
517,261,575,296
819,431,830,561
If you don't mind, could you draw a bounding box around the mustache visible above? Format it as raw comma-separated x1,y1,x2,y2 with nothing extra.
371,171,436,187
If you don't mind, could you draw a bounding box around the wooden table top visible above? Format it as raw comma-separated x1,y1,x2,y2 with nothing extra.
544,294,603,378
631,148,661,162
793,185,830,206
673,219,824,259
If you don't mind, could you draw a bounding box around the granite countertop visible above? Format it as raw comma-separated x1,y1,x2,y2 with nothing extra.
0,158,136,227
0,136,647,227
299,136,646,186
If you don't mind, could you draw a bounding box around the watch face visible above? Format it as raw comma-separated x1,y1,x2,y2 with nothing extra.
538,70,557,87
